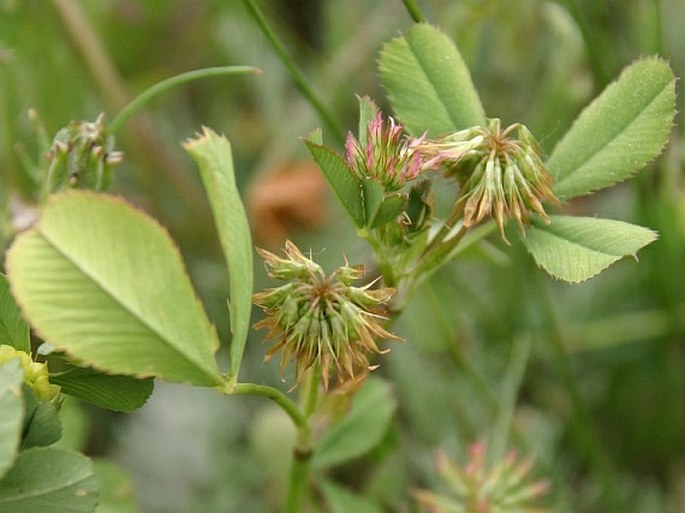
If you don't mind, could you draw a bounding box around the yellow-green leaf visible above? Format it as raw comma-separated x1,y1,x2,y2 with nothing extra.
7,192,223,386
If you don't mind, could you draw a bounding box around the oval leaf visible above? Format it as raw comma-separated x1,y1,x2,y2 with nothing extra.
6,192,223,386
522,215,658,283
549,57,676,200
0,275,30,353
0,360,23,479
379,23,485,137
312,377,397,469
0,447,98,513
50,366,153,413
184,128,253,380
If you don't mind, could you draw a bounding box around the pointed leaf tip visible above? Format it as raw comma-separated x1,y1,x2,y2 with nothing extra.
522,215,658,283
549,57,677,200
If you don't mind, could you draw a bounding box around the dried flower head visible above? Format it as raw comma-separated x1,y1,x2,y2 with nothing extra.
415,441,550,513
253,241,399,388
0,345,61,401
417,118,558,241
345,111,441,192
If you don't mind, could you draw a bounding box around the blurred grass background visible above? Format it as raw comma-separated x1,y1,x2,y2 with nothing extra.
1,1,684,512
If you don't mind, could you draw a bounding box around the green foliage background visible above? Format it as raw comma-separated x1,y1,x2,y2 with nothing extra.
1,1,684,512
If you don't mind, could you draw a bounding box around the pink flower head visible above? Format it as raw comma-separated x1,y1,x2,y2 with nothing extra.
345,112,439,192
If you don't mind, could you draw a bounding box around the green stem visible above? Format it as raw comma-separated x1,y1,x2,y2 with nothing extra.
401,0,427,23
242,0,346,144
284,368,319,513
284,449,312,513
301,365,321,417
109,66,261,134
527,263,621,510
231,383,305,428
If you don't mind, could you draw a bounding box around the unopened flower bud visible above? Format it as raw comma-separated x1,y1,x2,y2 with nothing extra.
45,113,121,195
0,345,60,401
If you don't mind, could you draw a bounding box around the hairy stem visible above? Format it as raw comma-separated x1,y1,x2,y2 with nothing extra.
242,0,346,144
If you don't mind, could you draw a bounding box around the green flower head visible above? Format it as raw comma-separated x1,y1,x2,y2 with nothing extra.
253,241,399,389
417,119,558,242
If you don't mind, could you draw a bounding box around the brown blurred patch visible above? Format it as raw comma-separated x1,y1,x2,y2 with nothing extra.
247,162,329,247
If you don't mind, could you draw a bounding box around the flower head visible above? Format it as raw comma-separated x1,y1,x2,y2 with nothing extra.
253,241,399,388
415,441,550,513
0,345,61,401
345,110,440,192
46,113,122,194
417,119,558,241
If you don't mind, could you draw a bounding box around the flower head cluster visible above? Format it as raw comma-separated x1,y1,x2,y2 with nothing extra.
253,241,399,388
345,111,440,192
415,441,550,513
417,118,557,240
0,345,61,401
46,113,122,194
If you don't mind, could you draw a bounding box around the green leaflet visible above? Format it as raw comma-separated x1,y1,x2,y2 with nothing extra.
379,23,485,136
7,192,223,386
0,360,23,480
305,130,366,228
0,447,98,513
312,377,396,469
21,393,61,449
522,215,658,283
320,480,384,513
370,194,408,229
362,178,384,228
50,366,153,413
0,275,30,353
184,128,254,381
549,57,676,200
